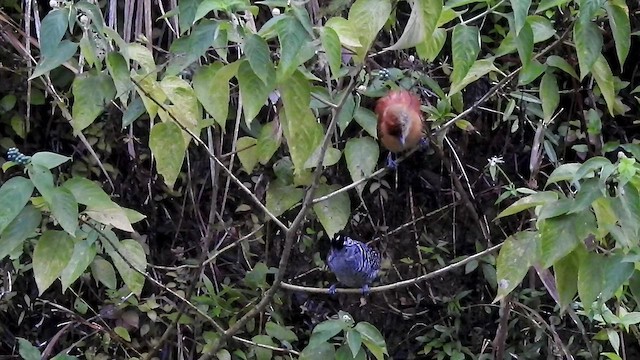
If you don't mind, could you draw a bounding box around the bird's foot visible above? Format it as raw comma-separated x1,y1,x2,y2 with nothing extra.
386,153,398,169
360,284,371,295
328,284,338,296
419,137,430,149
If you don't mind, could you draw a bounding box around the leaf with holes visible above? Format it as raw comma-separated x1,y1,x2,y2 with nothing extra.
71,71,116,133
33,230,74,294
494,231,540,302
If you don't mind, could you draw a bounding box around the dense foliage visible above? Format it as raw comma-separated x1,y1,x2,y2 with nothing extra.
1,0,640,358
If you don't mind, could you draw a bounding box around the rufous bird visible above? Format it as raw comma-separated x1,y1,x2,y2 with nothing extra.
375,90,426,168
327,233,381,295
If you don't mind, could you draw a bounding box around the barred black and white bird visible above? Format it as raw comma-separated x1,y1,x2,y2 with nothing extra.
327,233,381,295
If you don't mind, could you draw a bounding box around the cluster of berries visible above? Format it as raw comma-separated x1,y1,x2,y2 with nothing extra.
5,147,31,165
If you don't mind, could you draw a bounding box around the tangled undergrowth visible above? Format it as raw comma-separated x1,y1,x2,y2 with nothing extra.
2,0,640,359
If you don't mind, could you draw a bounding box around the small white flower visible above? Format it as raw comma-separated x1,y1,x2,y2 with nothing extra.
408,55,415,62
79,14,89,26
271,8,281,16
356,85,367,92
488,156,504,167
49,0,59,8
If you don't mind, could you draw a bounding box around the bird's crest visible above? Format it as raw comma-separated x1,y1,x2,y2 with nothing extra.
330,233,347,249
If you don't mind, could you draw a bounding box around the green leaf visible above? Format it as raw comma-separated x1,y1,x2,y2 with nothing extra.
28,164,55,203
85,207,135,232
545,163,582,186
495,191,558,219
536,0,570,13
353,107,378,139
574,20,603,79
385,0,442,51
348,0,391,62
265,322,298,343
279,71,323,177
494,231,540,302
304,146,342,168
30,40,78,80
320,27,342,78
554,251,579,310
515,21,534,69
266,182,303,217
179,0,200,32
571,156,611,185
62,177,113,208
252,334,275,360
325,17,362,48
518,60,546,86
309,319,348,348
60,240,97,291
18,338,41,360
591,54,616,116
540,72,559,123
354,322,388,360
276,15,310,81
105,239,147,296
237,137,259,173
449,58,498,95
346,329,363,358
546,55,578,79
33,230,74,294
512,0,531,35
122,96,146,127
243,34,276,85
345,137,379,195
0,176,34,234
257,121,281,164
300,342,335,360
451,25,480,84
114,326,131,342
578,251,633,312
71,71,117,133
0,205,41,261
30,152,72,169
166,20,217,77
158,76,201,143
336,94,356,134
193,61,240,129
604,0,630,69
39,8,69,57
90,256,117,289
238,60,274,125
539,212,595,269
149,121,186,188
313,184,350,238
125,43,156,74
416,27,447,62
50,187,79,236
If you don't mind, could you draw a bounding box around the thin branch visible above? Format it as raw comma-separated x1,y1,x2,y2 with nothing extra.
280,242,502,294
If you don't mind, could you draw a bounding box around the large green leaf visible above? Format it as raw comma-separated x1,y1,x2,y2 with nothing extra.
276,15,310,81
355,322,388,360
320,27,342,78
238,60,274,126
105,239,147,296
30,152,72,169
0,205,41,261
494,231,540,302
265,322,298,343
39,8,69,57
257,121,281,165
604,0,630,69
236,137,259,174
279,71,323,177
495,191,558,219
574,20,603,79
0,177,34,234
515,21,534,70
451,25,480,85
345,137,379,195
578,251,633,312
348,0,391,61
539,212,595,268
158,76,201,145
536,0,570,13
193,61,240,129
149,121,187,188
591,54,616,116
554,251,579,310
178,0,200,33
165,20,217,77
353,107,378,139
30,40,78,80
50,187,78,236
385,0,442,51
71,71,117,133
540,72,559,123
265,182,303,217
33,230,74,294
60,240,97,291
243,34,276,85
512,0,531,35
449,58,497,95
416,27,447,62
90,256,117,289
312,184,350,238
62,177,113,208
